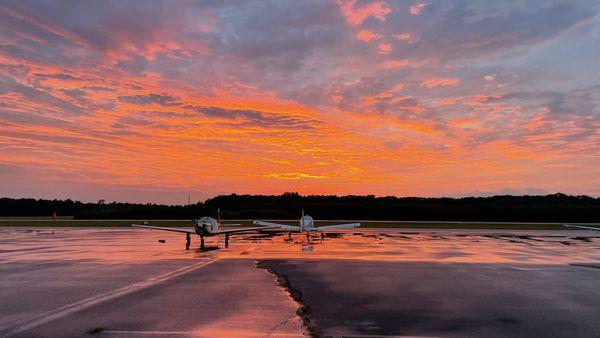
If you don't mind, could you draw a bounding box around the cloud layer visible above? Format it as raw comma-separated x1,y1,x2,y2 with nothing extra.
1,0,599,203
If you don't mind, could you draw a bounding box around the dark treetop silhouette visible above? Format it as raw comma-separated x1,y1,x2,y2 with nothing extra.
1,193,599,222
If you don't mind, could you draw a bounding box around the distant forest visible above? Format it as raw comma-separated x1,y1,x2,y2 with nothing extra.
1,193,599,222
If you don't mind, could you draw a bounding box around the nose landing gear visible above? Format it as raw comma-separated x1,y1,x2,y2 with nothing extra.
185,233,191,250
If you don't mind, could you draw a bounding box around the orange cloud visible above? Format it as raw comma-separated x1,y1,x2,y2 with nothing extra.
337,0,391,26
362,91,394,105
378,42,393,55
437,98,456,105
420,77,459,88
356,29,380,42
383,59,410,68
465,94,503,106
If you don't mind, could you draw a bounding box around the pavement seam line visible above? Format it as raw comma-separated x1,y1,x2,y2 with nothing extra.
4,259,216,336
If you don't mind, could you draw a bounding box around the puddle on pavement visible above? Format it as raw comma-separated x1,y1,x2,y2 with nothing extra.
1,227,599,265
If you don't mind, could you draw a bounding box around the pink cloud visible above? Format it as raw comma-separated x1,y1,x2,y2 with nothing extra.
337,0,391,26
409,2,427,15
378,42,393,55
362,91,394,105
420,77,459,88
356,29,380,42
382,59,409,68
392,33,418,43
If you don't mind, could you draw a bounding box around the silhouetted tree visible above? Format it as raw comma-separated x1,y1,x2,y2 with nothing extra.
0,193,598,222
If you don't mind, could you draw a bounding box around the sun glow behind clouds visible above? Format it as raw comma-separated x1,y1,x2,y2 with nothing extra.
1,0,599,203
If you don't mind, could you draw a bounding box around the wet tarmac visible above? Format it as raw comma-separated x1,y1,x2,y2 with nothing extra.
1,227,599,337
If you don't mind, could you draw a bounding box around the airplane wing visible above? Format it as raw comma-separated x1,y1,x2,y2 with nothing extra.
132,224,195,234
212,226,282,235
253,221,301,231
314,223,361,231
564,224,600,231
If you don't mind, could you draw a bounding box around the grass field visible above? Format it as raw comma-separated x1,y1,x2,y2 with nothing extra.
0,219,193,227
0,218,578,230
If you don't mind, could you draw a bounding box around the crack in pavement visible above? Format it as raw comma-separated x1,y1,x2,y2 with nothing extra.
256,260,321,338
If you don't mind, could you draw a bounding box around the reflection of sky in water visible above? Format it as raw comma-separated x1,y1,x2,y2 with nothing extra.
1,228,599,264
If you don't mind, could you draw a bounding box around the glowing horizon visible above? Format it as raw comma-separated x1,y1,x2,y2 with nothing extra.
1,1,599,204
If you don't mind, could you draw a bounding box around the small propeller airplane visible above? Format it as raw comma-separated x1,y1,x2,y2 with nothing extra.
253,209,361,239
132,209,277,250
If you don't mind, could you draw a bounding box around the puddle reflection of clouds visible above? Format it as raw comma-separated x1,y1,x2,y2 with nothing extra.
1,228,599,265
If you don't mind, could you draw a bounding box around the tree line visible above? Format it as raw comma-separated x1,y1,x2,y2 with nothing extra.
1,192,599,222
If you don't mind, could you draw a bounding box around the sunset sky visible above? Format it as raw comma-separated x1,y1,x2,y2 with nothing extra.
1,0,599,203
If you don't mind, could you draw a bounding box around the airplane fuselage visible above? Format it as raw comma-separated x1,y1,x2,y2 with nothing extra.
194,216,219,236
299,215,315,231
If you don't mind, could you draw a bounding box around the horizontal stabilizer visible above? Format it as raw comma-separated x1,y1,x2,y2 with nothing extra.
213,226,281,235
314,223,361,231
131,224,195,234
253,221,301,231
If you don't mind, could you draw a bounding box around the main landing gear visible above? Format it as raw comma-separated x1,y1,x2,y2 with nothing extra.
184,233,204,251
185,234,231,251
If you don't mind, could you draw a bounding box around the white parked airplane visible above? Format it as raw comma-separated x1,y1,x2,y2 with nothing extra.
132,210,276,250
253,210,361,239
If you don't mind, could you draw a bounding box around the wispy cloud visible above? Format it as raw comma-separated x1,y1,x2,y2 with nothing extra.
409,2,427,16
420,77,459,88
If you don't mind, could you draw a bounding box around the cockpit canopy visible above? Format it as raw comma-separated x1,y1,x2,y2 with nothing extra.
195,216,218,235
300,215,314,229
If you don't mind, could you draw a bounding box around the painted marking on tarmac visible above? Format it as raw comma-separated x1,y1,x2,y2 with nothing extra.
4,259,216,336
508,266,572,271
104,330,305,337
103,330,189,335
570,263,600,270
318,335,438,338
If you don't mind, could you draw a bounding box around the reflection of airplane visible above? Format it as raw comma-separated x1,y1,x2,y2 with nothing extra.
564,224,600,231
253,210,360,239
132,210,275,250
